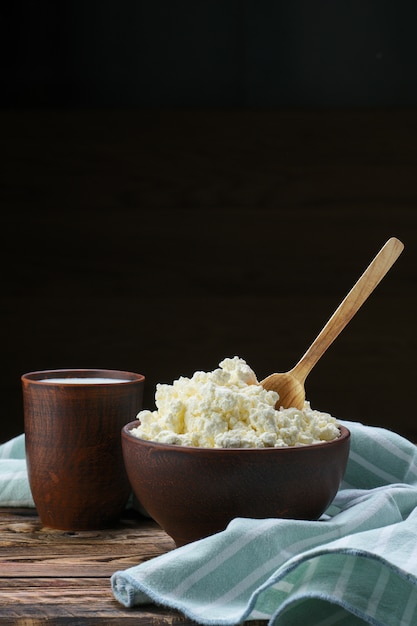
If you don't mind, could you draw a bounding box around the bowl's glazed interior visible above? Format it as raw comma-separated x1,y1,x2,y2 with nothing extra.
122,421,350,546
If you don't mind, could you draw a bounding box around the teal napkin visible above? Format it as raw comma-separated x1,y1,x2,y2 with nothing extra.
111,421,417,625
0,434,34,507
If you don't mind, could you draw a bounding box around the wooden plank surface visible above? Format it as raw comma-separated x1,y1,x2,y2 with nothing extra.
2,508,252,625
0,510,175,577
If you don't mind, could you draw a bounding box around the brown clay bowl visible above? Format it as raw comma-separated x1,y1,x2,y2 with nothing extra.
122,421,350,546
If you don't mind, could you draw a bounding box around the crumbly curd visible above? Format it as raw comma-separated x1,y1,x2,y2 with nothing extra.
130,357,341,448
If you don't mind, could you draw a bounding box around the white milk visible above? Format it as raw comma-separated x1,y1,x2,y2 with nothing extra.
39,377,131,384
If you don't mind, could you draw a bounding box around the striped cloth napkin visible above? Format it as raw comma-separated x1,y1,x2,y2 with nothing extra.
0,434,34,507
111,420,417,625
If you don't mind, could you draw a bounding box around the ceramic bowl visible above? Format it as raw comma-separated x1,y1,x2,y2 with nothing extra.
122,421,350,546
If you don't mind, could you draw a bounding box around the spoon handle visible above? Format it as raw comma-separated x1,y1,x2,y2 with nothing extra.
292,237,404,384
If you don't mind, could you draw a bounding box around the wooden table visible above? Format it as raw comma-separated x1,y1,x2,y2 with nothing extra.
1,507,245,625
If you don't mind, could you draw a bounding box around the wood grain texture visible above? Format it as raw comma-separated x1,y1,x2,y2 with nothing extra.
0,508,186,624
0,508,270,625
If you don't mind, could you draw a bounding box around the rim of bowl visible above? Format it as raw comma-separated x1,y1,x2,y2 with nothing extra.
122,420,350,452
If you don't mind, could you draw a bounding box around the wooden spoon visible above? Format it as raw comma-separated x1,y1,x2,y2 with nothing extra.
261,237,404,410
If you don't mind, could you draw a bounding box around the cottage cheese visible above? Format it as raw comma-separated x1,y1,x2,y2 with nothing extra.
130,357,341,448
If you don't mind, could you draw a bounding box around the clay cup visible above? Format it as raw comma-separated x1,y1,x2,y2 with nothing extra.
22,368,144,530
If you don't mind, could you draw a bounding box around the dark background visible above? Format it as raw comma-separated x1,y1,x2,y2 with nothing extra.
1,1,416,443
